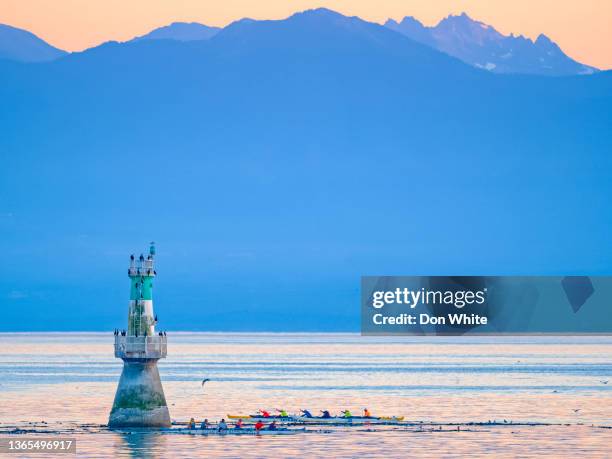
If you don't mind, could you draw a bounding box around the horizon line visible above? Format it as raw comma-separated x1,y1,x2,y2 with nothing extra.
1,331,611,336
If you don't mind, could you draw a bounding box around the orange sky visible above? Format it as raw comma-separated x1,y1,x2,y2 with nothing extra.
1,0,611,69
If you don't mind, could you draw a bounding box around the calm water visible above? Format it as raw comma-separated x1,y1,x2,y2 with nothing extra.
0,333,610,458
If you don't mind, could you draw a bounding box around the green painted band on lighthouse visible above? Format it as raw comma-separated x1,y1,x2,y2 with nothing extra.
130,275,154,301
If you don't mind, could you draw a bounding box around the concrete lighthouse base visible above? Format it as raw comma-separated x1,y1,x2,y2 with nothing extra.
108,360,171,428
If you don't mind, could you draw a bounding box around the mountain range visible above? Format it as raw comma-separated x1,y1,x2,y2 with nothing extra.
132,21,221,42
0,8,611,331
385,13,596,76
0,23,67,62
0,10,601,76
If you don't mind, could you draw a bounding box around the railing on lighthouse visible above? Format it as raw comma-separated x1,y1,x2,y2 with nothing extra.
114,335,167,359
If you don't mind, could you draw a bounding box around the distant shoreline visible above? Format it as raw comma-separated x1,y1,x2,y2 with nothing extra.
1,331,611,336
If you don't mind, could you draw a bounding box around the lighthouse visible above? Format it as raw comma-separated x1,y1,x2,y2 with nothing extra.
109,242,171,428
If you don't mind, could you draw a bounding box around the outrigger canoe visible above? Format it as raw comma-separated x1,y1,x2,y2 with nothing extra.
227,414,291,420
227,414,404,424
292,415,404,424
170,427,307,436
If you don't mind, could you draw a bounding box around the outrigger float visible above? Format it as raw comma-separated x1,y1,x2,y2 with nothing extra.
167,427,312,436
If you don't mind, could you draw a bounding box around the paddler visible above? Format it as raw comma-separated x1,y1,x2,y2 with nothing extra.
234,418,243,429
364,408,372,417
254,420,265,431
218,418,228,431
342,410,352,418
188,418,196,429
320,410,331,418
300,409,313,418
259,409,271,418
276,408,288,417
268,420,278,431
200,418,210,430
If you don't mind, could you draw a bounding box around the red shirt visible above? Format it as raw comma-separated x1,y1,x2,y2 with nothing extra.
255,421,264,430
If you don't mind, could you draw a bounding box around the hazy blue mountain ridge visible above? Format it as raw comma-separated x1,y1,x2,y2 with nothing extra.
0,23,67,62
385,12,597,75
0,9,611,331
0,8,599,76
132,21,221,42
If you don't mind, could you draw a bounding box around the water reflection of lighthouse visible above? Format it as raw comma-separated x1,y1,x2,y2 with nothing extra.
109,242,171,428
